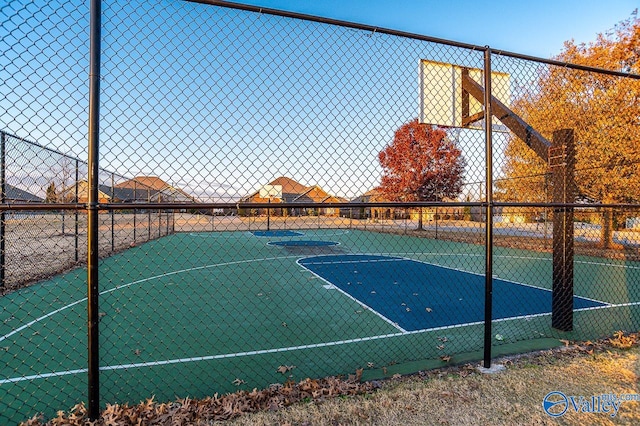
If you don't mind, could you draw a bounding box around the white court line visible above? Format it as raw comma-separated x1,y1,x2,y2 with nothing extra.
390,251,640,272
0,255,300,343
4,301,640,385
250,230,305,238
391,254,612,307
0,319,498,385
188,232,250,239
1,368,90,384
267,241,341,247
0,298,88,344
299,256,403,266
298,253,612,325
0,250,621,344
299,253,611,307
303,230,351,237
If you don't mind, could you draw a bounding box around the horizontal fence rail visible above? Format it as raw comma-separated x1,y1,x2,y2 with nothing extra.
1,0,639,423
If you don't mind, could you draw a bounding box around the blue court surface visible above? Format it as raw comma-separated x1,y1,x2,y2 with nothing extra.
298,254,608,332
251,230,304,237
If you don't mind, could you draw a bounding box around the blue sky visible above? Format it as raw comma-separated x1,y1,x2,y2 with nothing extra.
238,0,638,58
2,0,637,202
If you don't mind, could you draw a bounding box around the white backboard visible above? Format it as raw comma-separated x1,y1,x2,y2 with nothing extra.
419,59,511,129
259,184,282,199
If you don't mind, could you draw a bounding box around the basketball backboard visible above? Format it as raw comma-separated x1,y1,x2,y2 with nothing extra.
259,184,282,199
419,59,511,130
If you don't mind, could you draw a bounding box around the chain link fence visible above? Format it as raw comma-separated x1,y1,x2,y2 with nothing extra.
2,0,639,423
0,131,175,294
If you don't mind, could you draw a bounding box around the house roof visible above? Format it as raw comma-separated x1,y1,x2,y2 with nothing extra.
270,176,309,195
97,184,149,202
349,188,384,203
5,184,43,202
115,176,196,202
59,181,115,201
293,185,339,203
58,178,195,203
117,176,167,191
241,177,344,204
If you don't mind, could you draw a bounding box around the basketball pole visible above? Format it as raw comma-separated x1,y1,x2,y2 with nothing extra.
452,55,576,358
551,129,575,331
458,63,575,333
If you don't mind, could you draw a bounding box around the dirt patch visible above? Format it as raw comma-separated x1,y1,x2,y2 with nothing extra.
0,212,173,295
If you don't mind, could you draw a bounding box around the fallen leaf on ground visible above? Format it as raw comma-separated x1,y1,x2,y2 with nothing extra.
277,365,295,374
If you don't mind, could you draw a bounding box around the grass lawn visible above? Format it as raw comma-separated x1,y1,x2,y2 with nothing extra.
223,338,640,426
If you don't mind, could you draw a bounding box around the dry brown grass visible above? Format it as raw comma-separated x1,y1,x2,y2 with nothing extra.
221,342,640,426
1,212,173,294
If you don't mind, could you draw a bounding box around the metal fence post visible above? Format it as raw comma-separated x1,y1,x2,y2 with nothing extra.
0,131,5,289
147,189,151,240
111,173,115,252
133,181,137,243
483,47,494,369
75,159,79,262
87,0,102,419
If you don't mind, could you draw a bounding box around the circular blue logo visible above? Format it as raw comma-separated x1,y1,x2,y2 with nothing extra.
543,391,569,417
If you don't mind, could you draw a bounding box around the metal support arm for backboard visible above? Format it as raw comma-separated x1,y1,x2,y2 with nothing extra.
461,71,575,332
461,71,550,162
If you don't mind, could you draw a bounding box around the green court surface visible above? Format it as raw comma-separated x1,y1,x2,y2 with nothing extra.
2,229,640,423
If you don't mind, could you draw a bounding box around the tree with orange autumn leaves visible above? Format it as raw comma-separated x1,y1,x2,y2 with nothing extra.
378,119,466,230
497,14,640,247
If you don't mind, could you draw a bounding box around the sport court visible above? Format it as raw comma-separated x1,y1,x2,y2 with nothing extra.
1,228,638,421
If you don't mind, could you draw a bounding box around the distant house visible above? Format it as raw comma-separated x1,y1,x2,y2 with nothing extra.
470,206,527,223
99,184,151,203
410,204,464,222
342,188,383,219
345,188,464,221
115,176,197,203
60,176,197,204
239,176,344,216
4,184,43,203
59,180,145,203
342,188,411,220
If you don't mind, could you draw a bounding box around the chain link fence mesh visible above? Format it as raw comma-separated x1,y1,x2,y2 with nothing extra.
1,0,639,423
